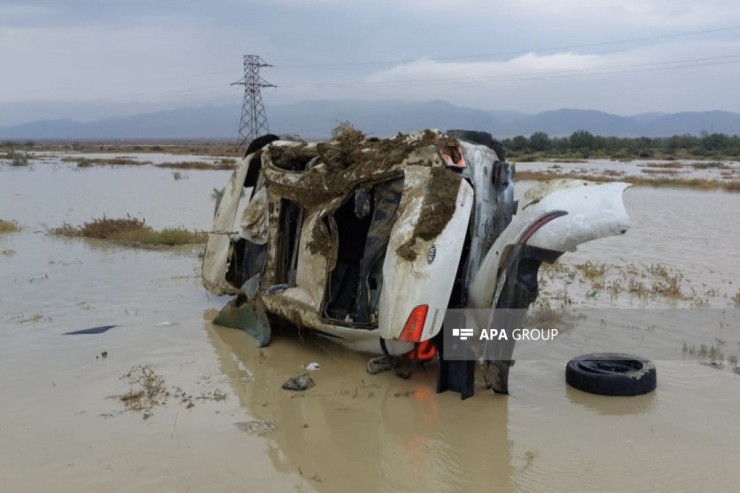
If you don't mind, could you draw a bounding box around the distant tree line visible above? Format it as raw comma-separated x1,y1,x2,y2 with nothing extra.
501,131,740,159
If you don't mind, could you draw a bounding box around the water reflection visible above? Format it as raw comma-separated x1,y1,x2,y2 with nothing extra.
565,384,657,415
204,315,517,492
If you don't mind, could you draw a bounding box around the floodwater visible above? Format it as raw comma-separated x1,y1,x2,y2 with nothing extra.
515,158,740,182
1,159,740,492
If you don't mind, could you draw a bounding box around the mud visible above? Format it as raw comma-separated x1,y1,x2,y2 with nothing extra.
263,129,449,205
267,129,464,263
396,166,461,261
413,166,461,241
304,216,334,259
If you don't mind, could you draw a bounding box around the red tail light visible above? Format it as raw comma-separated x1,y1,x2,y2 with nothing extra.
399,305,429,342
403,340,437,362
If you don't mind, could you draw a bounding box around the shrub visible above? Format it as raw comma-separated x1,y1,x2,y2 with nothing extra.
8,149,30,166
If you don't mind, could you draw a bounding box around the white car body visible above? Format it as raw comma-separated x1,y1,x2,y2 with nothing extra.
202,130,630,395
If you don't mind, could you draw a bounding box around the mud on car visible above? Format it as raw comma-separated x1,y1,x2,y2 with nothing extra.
202,128,630,398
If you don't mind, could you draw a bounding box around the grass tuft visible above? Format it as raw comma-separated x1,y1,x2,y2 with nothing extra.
0,219,21,233
157,161,236,170
576,261,608,279
6,149,30,166
63,156,149,167
50,215,205,247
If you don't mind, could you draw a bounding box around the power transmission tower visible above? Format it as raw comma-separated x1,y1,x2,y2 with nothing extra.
232,55,276,150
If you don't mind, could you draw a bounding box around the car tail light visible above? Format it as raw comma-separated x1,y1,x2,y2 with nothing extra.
399,305,429,342
403,340,437,362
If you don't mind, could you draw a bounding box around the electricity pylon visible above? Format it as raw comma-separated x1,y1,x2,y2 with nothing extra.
232,55,275,150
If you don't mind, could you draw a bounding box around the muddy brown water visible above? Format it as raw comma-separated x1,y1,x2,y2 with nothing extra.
1,161,739,492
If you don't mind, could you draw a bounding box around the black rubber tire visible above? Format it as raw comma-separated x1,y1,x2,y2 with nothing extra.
566,353,656,396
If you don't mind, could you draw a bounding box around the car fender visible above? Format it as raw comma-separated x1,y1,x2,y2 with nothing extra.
469,180,630,310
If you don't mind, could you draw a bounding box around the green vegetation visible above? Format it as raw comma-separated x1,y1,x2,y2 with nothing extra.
0,219,21,233
50,215,206,247
503,131,740,161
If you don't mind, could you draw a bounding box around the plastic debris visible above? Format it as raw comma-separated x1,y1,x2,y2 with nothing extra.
63,325,117,335
305,362,321,371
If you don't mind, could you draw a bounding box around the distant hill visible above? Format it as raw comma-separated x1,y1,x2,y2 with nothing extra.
269,100,498,139
1,100,740,140
640,111,740,136
502,109,644,137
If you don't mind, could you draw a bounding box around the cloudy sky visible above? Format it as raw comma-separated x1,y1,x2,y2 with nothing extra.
2,0,740,125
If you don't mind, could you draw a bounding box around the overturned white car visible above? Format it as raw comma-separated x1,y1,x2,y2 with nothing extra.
202,128,630,398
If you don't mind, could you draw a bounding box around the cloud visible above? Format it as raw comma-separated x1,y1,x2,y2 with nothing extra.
0,23,273,103
272,40,740,114
2,0,740,124
365,52,605,85
509,0,740,27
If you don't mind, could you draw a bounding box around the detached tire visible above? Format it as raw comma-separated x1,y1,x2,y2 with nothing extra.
566,353,656,396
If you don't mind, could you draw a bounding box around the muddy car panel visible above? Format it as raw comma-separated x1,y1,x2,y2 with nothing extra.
378,166,474,342
203,132,470,355
202,131,631,378
202,154,254,296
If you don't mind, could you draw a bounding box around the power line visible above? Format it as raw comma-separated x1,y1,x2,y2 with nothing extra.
277,25,740,67
277,54,740,88
66,52,740,101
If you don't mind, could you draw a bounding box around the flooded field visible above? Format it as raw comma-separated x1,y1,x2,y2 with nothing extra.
1,157,739,492
515,158,740,182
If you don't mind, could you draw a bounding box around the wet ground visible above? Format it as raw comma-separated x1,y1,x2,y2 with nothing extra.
1,158,739,492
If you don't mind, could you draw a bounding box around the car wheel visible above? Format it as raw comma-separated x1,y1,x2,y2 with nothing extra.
565,353,656,396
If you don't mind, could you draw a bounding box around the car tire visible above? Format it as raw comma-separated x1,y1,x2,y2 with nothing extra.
565,353,656,396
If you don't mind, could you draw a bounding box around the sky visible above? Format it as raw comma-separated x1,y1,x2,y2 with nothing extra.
2,0,740,125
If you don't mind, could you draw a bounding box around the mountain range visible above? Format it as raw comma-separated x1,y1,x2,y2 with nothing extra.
2,100,740,140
